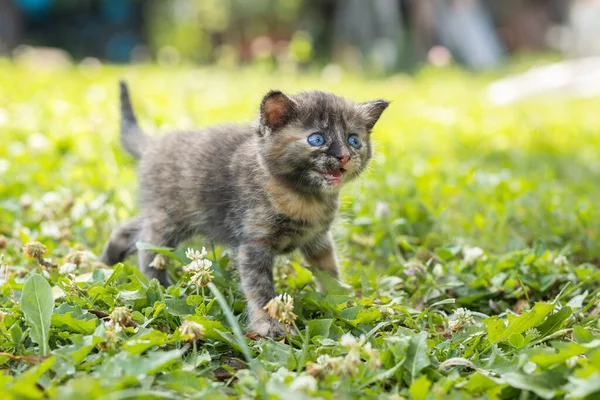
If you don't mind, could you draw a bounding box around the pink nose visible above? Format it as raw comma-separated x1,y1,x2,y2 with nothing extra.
340,155,349,167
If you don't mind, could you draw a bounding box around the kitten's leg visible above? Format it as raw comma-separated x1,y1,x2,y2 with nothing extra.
137,215,176,287
99,216,141,266
238,242,285,337
300,231,340,292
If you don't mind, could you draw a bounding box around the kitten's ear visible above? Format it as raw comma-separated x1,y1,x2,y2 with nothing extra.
260,90,296,131
361,100,390,131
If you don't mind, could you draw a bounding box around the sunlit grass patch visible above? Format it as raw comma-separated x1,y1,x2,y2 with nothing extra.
1,63,600,398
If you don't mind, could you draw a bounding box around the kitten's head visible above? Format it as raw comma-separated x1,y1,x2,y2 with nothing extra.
258,90,389,195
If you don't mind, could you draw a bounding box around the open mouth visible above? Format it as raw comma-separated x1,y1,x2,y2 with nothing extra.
322,167,346,185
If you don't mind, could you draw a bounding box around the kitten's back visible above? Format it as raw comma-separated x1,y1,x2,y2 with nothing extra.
138,124,259,244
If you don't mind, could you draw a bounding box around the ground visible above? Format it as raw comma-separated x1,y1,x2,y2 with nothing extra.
1,60,600,399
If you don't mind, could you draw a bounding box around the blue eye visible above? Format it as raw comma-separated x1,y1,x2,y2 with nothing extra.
348,135,361,149
307,133,325,147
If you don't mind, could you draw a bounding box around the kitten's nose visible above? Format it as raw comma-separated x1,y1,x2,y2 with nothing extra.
339,154,349,168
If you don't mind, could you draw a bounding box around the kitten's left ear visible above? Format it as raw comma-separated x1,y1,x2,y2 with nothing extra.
361,100,390,131
260,90,297,132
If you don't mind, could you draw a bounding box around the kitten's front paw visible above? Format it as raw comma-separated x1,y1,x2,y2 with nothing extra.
251,317,288,338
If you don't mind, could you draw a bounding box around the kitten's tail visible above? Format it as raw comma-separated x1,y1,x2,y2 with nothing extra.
119,80,149,159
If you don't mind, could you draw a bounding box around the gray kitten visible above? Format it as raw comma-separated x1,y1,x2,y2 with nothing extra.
100,81,388,336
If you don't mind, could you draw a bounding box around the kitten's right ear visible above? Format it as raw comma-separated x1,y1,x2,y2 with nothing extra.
361,99,390,131
260,91,296,132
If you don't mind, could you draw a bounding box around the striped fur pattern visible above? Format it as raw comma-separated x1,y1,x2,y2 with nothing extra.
100,83,388,337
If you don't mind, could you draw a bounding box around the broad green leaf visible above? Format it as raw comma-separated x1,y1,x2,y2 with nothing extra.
122,329,173,355
339,305,363,320
136,241,181,261
53,335,103,365
536,306,572,336
306,319,333,338
574,326,594,343
485,302,555,344
350,308,381,325
408,375,431,400
51,313,97,335
312,270,353,295
528,342,587,368
6,356,56,399
462,372,505,394
285,262,314,289
187,315,237,346
501,371,565,399
51,305,98,335
21,274,54,356
566,291,588,310
164,299,195,316
103,348,185,378
360,358,405,389
117,289,147,302
508,333,525,348
186,295,204,307
9,323,24,347
566,372,600,398
404,331,430,381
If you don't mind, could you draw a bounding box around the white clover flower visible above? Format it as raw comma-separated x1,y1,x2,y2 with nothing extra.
306,361,325,378
566,355,583,368
59,262,77,275
342,354,360,376
290,375,318,392
110,307,131,326
186,247,208,262
340,333,366,349
316,354,332,365
149,254,168,270
554,255,569,267
264,293,297,324
70,202,87,221
525,328,540,337
40,221,61,239
364,342,382,369
374,201,390,219
179,320,205,341
380,306,396,318
340,334,368,375
105,319,123,333
463,247,485,263
454,308,472,319
64,249,95,266
20,194,34,208
449,307,475,332
432,263,444,276
41,191,61,205
184,258,213,273
189,268,214,288
313,354,344,376
183,248,214,288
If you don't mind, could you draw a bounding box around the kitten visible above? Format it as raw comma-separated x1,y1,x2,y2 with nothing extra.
100,81,389,337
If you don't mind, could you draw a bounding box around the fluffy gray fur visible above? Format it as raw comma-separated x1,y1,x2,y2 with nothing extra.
100,81,389,337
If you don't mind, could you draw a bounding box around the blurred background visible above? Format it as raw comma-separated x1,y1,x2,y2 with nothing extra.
1,0,600,74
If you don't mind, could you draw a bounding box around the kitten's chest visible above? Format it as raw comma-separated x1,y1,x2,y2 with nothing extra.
271,214,334,253
261,180,339,252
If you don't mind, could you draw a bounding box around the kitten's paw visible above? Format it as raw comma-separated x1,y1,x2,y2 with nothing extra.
251,317,288,338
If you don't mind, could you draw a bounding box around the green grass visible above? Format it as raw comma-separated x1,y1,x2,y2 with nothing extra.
1,60,600,399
